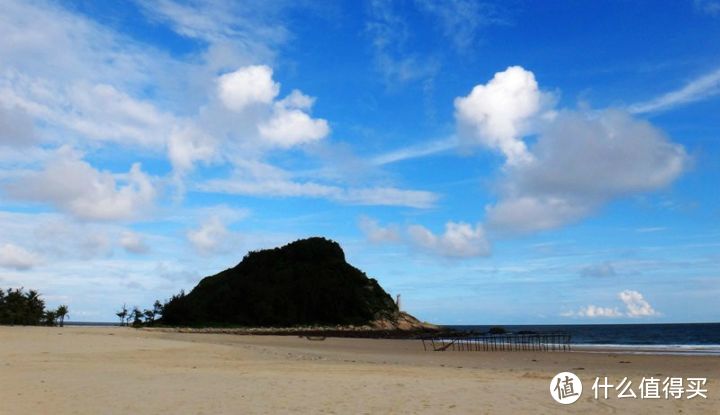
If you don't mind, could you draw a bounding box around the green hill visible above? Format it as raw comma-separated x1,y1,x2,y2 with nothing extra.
160,237,401,327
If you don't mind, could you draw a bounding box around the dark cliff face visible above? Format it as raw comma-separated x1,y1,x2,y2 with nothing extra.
161,237,399,326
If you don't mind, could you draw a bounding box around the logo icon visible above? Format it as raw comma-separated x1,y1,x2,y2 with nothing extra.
550,372,583,404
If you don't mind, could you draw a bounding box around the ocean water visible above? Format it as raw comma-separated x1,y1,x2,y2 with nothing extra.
445,323,720,355
65,321,720,354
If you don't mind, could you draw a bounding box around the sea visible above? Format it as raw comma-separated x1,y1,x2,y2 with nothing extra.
445,323,720,355
66,321,720,355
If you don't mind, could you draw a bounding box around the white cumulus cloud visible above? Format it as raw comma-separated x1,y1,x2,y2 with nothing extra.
485,195,590,234
218,65,280,111
358,216,401,243
452,66,688,235
187,216,236,255
453,74,689,236
619,289,659,317
258,106,329,147
358,217,490,258
168,124,218,174
485,110,687,234
455,66,552,165
4,147,156,221
215,66,330,148
564,290,659,318
0,243,41,270
407,222,490,258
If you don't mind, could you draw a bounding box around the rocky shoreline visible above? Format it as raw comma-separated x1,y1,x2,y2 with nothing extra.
142,312,446,339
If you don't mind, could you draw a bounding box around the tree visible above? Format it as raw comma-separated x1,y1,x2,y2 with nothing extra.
131,306,143,327
0,288,46,325
23,289,46,325
116,304,128,327
0,287,55,326
55,305,69,327
143,309,155,324
43,310,57,326
152,300,163,319
139,300,164,326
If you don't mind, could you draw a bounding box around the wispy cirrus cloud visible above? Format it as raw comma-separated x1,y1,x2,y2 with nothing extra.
370,136,458,166
199,178,438,209
365,0,439,85
196,158,438,209
137,0,291,68
414,0,507,51
629,67,720,114
695,0,720,16
579,261,617,278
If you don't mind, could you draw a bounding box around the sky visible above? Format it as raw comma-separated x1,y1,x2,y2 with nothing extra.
0,0,718,324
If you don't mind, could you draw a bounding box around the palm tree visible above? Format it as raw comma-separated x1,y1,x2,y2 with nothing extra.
44,310,57,326
56,305,69,327
25,289,45,325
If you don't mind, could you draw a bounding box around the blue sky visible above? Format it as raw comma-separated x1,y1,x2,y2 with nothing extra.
0,0,718,324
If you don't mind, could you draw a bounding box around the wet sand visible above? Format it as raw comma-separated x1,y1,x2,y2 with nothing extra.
0,326,717,414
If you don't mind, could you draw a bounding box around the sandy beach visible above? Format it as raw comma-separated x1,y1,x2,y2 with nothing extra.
0,326,717,414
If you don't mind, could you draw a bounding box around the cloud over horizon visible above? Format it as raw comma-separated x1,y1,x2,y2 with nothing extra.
452,66,688,236
563,290,660,318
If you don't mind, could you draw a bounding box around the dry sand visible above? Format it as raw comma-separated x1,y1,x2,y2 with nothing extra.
0,326,718,414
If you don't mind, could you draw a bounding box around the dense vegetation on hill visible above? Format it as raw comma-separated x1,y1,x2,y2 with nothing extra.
160,237,399,327
0,288,69,326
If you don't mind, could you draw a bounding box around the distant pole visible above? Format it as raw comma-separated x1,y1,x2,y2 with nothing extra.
396,294,401,311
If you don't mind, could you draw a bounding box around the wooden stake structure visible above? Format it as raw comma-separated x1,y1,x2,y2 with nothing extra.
421,332,572,352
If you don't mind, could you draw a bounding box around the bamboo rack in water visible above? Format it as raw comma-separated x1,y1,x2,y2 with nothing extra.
421,333,572,352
